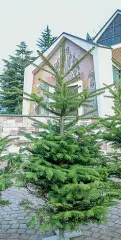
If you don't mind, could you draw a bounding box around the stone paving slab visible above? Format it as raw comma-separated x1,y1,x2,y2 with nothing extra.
0,187,54,240
73,204,121,240
1,187,121,239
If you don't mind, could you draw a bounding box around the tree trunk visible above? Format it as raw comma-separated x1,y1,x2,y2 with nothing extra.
60,116,64,136
58,228,65,239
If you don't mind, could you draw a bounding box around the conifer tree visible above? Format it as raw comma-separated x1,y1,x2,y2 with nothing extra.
36,25,56,53
100,84,121,178
0,42,34,114
12,47,121,238
0,136,14,205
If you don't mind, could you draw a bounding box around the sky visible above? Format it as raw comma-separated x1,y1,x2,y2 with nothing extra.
0,0,121,70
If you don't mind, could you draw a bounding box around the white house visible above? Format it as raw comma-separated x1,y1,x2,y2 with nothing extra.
23,10,121,118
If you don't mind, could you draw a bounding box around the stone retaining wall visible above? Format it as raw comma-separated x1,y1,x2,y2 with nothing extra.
0,115,110,154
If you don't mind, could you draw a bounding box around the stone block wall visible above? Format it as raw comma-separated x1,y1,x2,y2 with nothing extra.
0,115,110,154
0,115,57,154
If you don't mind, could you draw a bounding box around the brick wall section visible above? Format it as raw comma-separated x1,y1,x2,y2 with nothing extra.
0,115,110,154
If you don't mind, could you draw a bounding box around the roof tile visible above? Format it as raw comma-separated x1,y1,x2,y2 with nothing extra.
112,48,121,65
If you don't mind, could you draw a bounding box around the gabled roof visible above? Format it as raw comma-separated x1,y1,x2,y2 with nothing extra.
30,32,111,74
55,32,100,47
27,32,112,70
45,32,111,51
93,9,121,42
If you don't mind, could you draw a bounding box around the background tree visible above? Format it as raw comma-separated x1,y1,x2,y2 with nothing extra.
36,25,57,53
9,48,121,239
0,42,34,114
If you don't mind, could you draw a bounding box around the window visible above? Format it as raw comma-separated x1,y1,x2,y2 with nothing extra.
98,40,106,45
114,14,121,25
97,14,121,46
108,22,113,28
105,27,113,38
105,38,114,46
114,35,121,44
114,25,121,35
113,66,121,85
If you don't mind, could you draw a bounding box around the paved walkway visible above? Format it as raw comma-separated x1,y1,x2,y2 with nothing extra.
1,187,121,240
0,187,53,240
74,204,121,240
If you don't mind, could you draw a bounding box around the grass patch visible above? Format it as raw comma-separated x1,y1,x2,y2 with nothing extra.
0,199,10,205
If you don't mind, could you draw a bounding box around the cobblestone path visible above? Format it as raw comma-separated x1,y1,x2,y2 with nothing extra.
1,187,121,240
0,187,53,240
74,204,121,240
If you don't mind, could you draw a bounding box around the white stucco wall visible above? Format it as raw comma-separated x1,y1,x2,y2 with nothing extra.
93,47,114,117
22,64,34,115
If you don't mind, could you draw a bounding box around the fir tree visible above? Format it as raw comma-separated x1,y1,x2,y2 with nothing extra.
100,84,121,178
36,25,57,53
0,42,34,114
0,136,14,205
10,47,121,238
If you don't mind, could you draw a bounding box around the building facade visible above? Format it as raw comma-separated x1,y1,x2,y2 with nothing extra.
93,9,121,85
23,10,121,118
